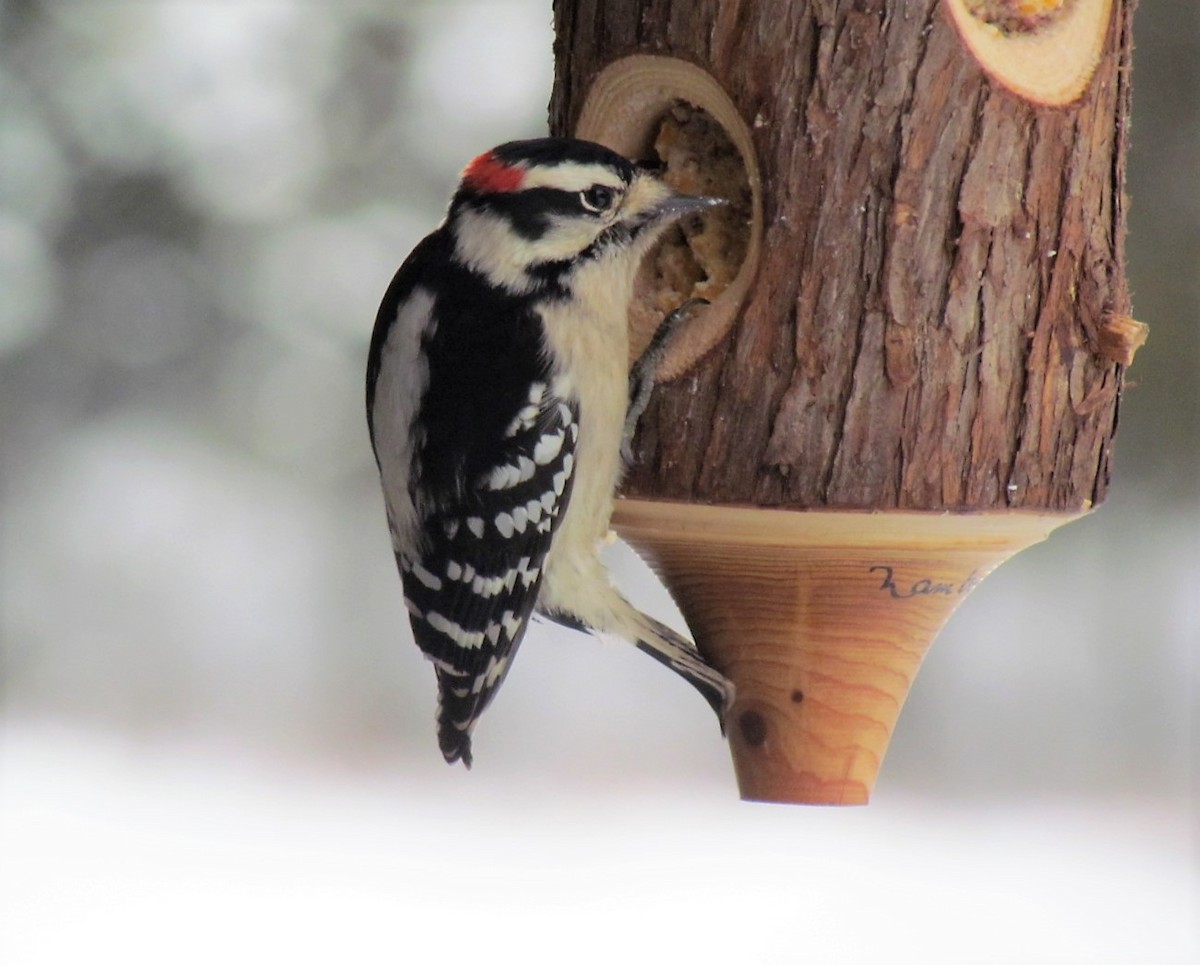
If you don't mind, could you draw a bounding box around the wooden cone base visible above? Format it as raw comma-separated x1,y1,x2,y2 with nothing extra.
613,500,1085,805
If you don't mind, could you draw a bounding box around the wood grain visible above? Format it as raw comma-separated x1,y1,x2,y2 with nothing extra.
614,499,1082,803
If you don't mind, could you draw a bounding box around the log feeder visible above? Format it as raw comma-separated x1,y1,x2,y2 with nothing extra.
550,0,1140,803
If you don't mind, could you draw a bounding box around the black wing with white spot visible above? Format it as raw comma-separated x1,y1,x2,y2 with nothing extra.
399,387,578,766
368,237,580,766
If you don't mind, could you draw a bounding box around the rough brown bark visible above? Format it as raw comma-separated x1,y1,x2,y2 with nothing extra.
549,0,1134,513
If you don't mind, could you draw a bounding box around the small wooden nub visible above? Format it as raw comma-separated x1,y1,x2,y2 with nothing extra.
614,500,1085,805
1097,313,1148,367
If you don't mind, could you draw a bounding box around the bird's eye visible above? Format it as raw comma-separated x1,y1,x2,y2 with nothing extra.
580,184,616,213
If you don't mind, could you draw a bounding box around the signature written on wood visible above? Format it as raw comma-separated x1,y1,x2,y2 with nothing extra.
869,565,983,600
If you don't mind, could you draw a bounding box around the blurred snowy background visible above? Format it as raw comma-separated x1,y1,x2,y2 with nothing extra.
1,2,1195,962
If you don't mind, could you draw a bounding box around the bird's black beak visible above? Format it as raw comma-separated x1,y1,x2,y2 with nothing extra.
653,194,728,223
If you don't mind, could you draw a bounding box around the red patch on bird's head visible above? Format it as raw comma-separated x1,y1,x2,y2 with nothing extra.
462,151,525,194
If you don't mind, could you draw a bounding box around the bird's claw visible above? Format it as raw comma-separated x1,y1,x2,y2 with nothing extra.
623,298,709,461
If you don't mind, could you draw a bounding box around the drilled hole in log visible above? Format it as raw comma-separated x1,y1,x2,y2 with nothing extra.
574,55,762,381
943,0,1112,105
629,101,752,366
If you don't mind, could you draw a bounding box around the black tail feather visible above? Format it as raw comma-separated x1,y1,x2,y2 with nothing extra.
633,616,734,729
437,722,473,768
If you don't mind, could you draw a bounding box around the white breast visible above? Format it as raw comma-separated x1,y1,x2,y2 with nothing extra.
536,256,637,575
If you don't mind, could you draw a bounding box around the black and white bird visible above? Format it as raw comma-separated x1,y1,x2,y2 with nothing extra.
366,138,734,766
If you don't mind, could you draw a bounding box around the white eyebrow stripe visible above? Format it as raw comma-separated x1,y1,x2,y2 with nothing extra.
519,162,626,194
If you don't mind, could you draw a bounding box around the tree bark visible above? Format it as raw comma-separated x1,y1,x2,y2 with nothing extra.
549,0,1136,514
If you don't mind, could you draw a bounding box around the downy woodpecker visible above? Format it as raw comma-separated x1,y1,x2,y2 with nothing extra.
366,138,734,766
